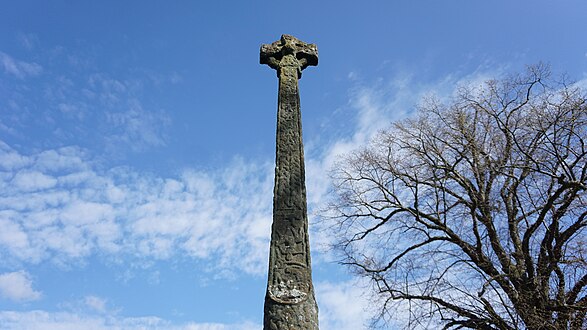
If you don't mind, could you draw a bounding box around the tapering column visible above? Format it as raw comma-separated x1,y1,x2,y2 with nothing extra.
260,34,319,330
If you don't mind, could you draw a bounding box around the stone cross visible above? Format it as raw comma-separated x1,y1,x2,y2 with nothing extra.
260,35,319,330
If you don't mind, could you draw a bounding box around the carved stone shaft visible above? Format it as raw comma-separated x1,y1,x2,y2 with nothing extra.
260,35,319,330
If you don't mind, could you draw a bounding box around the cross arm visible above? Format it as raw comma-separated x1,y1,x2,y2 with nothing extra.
260,35,318,73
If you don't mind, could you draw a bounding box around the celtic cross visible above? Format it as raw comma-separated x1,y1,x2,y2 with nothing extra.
260,35,319,330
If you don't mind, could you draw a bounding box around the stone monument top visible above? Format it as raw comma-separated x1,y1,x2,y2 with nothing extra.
260,34,318,77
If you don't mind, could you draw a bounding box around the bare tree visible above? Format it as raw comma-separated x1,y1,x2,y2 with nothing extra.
325,65,587,329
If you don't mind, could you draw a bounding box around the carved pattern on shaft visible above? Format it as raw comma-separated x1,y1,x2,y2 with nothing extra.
260,35,319,330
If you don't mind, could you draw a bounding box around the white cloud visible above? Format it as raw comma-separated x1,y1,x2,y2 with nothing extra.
11,171,58,192
0,142,273,276
0,141,31,170
105,100,170,151
0,310,260,330
0,217,37,261
316,280,372,330
84,296,108,313
60,201,115,226
0,271,42,302
0,51,42,79
35,147,88,172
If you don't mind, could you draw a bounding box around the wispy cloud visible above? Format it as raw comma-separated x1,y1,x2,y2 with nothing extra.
0,48,172,154
81,295,110,314
0,142,31,170
17,33,39,50
0,271,42,302
0,51,42,79
306,63,510,215
316,280,372,330
0,142,273,275
0,310,260,330
105,100,170,151
0,280,378,330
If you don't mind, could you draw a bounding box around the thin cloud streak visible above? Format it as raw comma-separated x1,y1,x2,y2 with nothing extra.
0,310,260,330
0,51,42,79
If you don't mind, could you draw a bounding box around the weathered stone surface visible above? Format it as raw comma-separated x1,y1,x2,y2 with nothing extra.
260,35,319,330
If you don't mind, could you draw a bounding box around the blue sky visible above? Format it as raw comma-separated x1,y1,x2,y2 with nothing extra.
0,1,586,329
